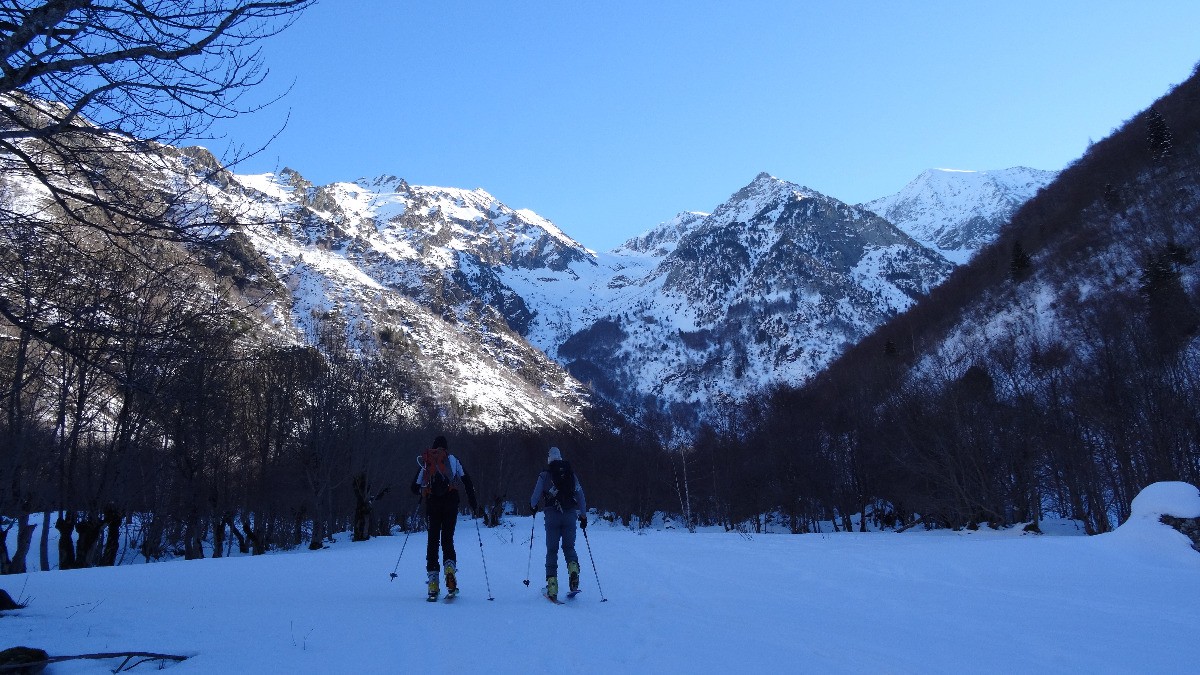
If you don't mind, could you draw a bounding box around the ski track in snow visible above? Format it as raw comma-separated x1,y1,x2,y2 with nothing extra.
4,511,1199,674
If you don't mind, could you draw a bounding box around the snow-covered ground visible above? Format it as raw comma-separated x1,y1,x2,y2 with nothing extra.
3,483,1199,673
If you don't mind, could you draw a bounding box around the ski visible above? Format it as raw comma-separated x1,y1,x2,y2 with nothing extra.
444,589,459,602
541,587,564,605
566,589,582,599
426,594,438,603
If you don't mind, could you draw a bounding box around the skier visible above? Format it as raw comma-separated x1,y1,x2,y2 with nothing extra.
530,446,587,602
411,435,479,601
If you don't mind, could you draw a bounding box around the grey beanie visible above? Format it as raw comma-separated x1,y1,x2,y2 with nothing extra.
547,446,562,463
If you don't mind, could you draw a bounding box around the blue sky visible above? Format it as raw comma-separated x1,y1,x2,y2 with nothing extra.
210,1,1200,252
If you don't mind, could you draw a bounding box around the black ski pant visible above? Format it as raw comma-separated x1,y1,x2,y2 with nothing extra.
425,495,459,573
544,507,579,579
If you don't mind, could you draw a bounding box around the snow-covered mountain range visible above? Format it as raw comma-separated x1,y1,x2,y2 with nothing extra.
202,161,1057,431
525,173,954,425
2,120,1053,433
490,167,1056,426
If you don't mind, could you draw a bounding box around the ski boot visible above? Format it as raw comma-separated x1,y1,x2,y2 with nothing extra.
568,561,581,594
426,571,439,602
542,576,560,603
445,560,459,599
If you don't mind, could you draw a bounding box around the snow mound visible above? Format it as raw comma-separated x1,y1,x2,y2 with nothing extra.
1128,481,1200,520
1108,482,1200,558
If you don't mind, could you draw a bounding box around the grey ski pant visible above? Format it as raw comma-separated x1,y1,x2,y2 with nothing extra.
543,507,579,578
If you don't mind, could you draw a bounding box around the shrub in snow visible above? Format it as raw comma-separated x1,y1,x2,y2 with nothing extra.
0,646,48,672
0,589,21,611
1160,516,1200,552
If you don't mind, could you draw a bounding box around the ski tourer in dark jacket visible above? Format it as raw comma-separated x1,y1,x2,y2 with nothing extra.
530,446,586,601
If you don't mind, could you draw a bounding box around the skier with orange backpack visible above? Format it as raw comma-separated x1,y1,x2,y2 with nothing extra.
410,435,479,602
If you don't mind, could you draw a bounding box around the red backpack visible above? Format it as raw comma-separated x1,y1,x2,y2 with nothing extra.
420,448,456,497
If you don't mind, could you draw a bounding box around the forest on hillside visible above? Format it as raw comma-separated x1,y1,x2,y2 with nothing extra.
724,63,1200,536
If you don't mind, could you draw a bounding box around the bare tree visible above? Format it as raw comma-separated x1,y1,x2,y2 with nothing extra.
0,0,312,355
0,0,311,227
0,1,311,153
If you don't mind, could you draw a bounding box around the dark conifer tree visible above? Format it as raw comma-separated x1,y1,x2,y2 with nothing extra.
1146,107,1174,163
1103,183,1122,213
1139,242,1198,354
1010,240,1032,282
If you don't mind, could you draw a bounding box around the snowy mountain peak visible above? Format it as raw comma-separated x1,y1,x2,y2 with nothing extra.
545,172,954,424
355,173,410,194
614,173,826,259
733,171,812,199
863,166,1056,264
615,211,709,256
233,169,595,274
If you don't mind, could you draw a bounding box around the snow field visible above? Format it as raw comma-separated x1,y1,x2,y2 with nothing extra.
4,492,1200,674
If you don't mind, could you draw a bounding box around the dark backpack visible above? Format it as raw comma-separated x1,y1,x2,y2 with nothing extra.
546,460,577,511
420,448,455,498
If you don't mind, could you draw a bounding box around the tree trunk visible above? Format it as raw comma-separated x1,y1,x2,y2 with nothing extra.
75,515,103,568
212,518,226,558
242,514,265,555
352,473,371,542
183,515,204,560
290,508,302,548
308,510,323,551
55,513,77,570
39,510,51,571
226,516,248,554
140,515,165,562
8,514,37,574
0,522,10,575
99,507,121,566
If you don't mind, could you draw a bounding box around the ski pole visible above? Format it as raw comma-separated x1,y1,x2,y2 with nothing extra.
389,529,411,582
522,509,537,586
389,496,421,582
581,525,608,602
474,516,495,601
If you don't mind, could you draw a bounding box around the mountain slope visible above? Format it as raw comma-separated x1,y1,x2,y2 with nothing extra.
192,167,602,432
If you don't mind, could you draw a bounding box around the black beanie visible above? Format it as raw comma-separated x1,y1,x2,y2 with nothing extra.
432,435,448,449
